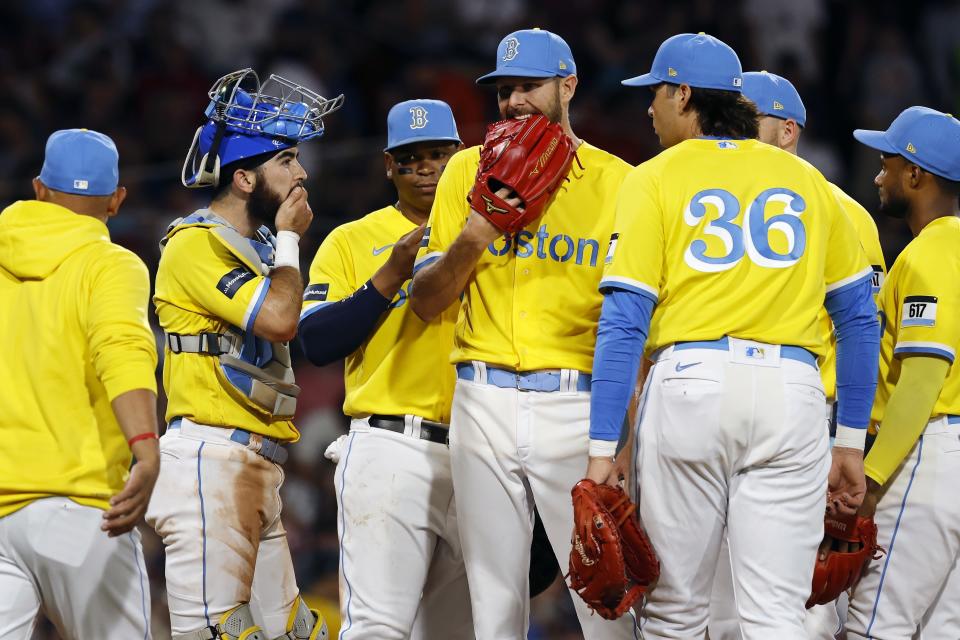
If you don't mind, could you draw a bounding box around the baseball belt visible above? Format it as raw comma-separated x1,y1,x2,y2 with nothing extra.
368,414,449,445
167,418,288,464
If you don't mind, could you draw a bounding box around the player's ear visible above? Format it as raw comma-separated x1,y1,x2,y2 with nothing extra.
32,177,47,201
559,75,577,104
782,119,800,147
384,152,394,180
105,186,127,218
907,164,924,189
675,84,693,112
234,167,257,195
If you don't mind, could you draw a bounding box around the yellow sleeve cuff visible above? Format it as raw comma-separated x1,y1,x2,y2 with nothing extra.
102,357,158,401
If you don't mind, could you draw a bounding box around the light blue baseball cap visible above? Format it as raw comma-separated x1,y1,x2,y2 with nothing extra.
39,128,119,196
476,28,576,84
384,99,461,152
623,33,743,93
741,71,806,127
854,106,960,182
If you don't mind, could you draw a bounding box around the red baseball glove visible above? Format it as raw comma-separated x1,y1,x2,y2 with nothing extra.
467,114,575,234
567,479,660,620
807,512,884,608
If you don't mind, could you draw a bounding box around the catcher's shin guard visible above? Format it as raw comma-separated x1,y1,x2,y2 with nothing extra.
274,595,329,640
172,604,267,640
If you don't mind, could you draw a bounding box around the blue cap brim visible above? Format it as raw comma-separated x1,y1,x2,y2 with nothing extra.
622,73,662,87
384,136,462,152
476,67,562,84
853,129,898,154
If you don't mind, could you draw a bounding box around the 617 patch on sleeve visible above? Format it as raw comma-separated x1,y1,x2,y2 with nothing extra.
901,295,938,327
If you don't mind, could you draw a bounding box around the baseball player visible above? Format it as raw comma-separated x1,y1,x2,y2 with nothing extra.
589,33,880,638
708,70,888,640
844,107,960,639
410,29,639,639
298,99,473,639
0,129,159,639
147,69,342,640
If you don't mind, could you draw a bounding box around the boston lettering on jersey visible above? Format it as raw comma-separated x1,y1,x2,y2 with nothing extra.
487,223,602,267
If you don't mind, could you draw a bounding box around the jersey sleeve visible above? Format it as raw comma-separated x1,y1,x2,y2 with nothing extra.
87,249,159,400
892,250,959,363
823,189,873,297
163,228,271,333
301,227,356,321
414,147,476,274
599,165,663,304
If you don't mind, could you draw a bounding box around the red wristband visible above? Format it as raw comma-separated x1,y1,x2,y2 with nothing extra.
127,432,158,447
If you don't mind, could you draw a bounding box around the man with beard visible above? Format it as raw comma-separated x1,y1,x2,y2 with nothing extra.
409,29,638,639
844,107,960,639
297,99,473,639
148,69,342,640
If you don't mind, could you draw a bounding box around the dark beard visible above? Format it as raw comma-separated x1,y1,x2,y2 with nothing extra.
247,180,285,227
878,193,910,219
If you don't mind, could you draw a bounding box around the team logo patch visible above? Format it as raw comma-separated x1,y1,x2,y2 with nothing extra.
901,295,937,327
746,346,766,359
717,141,738,149
559,60,567,70
480,194,509,215
667,67,678,77
502,37,520,61
303,283,330,302
73,179,89,190
217,267,255,299
409,106,429,129
773,100,785,111
605,232,619,264
732,77,742,87
906,142,917,154
871,265,885,293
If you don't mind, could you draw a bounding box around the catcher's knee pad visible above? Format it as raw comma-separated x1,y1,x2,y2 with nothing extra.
273,595,328,640
172,604,267,640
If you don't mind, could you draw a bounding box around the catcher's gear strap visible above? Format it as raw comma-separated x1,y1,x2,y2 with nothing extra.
167,332,234,356
274,595,329,640
172,604,267,640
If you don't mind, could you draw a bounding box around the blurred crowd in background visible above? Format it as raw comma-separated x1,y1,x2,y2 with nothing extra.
4,0,956,637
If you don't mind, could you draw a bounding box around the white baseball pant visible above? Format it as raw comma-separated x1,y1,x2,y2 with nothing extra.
449,364,641,640
0,497,151,640
847,415,960,639
332,417,473,640
146,418,302,637
636,338,829,639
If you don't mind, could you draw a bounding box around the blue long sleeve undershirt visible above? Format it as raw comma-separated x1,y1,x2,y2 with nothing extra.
590,289,656,442
824,275,880,430
297,280,392,366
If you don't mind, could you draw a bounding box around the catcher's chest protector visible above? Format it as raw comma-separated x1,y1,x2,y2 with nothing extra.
161,210,300,419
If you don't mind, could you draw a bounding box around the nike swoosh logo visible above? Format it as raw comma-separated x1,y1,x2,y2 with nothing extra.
675,361,701,372
372,243,395,256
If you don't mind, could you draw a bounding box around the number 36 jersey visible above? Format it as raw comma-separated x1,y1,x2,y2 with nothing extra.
603,137,871,358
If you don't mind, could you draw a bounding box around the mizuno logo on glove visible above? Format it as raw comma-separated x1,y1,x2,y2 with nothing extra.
480,194,509,215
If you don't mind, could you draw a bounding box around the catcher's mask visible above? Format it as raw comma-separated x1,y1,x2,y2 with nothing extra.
182,68,344,188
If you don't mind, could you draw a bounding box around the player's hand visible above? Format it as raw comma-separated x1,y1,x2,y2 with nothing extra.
275,184,313,236
371,223,426,298
102,455,160,537
585,456,620,487
464,187,520,247
857,478,882,520
827,446,867,516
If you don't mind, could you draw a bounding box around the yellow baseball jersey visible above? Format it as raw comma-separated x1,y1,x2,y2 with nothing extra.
0,200,157,517
302,205,457,422
604,138,871,356
872,215,960,423
415,142,631,372
155,223,297,441
819,183,886,399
